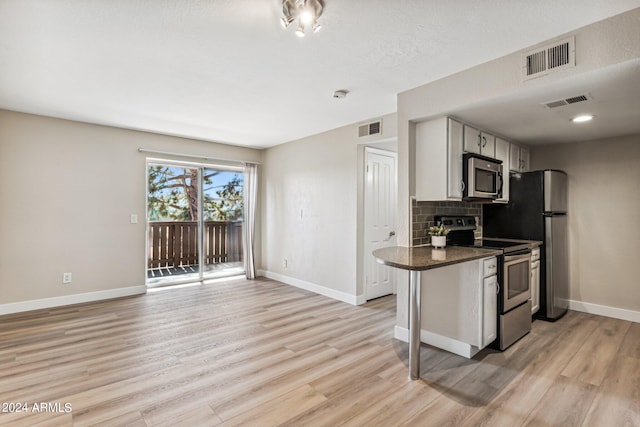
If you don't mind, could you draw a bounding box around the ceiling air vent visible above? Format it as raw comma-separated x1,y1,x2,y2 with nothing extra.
543,93,592,109
523,37,575,81
358,120,382,138
565,95,588,104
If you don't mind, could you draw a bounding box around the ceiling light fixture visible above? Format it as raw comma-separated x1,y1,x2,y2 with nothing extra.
280,0,324,37
571,114,594,123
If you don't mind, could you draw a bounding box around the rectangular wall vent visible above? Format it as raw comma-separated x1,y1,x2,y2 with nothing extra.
543,93,592,109
523,37,575,81
358,120,382,138
565,95,588,104
545,100,568,109
527,50,547,76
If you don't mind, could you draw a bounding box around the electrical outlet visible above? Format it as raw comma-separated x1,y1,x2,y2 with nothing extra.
130,214,138,224
283,259,288,269
62,272,72,284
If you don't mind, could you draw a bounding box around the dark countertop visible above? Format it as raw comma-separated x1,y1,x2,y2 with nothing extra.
373,246,502,271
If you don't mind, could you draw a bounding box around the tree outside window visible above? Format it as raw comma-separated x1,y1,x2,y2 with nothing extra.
148,166,243,222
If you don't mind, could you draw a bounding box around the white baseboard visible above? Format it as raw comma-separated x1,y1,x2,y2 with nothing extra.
0,286,147,316
568,299,640,323
394,325,480,359
257,270,361,306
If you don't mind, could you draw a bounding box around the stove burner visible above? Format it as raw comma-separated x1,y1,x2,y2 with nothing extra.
472,239,531,254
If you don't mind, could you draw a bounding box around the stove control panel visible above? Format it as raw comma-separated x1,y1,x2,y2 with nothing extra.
435,215,477,231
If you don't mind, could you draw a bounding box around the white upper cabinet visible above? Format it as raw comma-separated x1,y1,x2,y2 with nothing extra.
464,125,495,158
415,117,464,201
510,144,531,172
448,119,464,199
510,144,520,172
416,117,526,201
520,146,530,171
463,125,481,154
494,137,510,203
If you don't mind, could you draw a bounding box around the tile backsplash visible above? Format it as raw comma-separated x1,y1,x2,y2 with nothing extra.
412,200,483,246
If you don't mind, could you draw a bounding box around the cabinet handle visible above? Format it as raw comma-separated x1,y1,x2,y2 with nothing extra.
477,134,482,147
496,284,500,295
461,181,466,192
482,136,487,148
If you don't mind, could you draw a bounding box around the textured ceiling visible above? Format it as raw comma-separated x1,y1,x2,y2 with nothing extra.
1,0,639,148
454,59,640,145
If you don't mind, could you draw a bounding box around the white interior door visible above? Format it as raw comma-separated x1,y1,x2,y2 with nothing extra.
365,148,397,300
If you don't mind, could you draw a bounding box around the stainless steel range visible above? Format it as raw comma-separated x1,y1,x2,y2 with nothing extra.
435,215,532,350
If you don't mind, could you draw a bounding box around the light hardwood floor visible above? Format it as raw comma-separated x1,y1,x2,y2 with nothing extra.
1,277,638,426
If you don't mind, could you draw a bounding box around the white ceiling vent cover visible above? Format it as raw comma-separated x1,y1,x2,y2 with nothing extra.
543,93,593,109
358,120,382,138
523,37,575,81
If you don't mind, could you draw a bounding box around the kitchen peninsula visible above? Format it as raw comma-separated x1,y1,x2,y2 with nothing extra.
373,245,501,380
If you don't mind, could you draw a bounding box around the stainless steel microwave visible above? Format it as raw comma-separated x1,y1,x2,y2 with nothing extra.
462,153,503,200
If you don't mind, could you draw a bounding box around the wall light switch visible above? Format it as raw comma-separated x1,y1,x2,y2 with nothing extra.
63,272,72,284
130,214,138,224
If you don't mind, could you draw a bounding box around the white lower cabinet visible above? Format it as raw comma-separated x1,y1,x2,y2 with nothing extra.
419,257,498,358
483,275,498,347
531,248,541,314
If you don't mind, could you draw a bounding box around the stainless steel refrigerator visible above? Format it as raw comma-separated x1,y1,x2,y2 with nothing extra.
483,170,569,321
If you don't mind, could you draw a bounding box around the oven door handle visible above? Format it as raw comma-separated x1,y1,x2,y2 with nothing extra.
504,250,532,262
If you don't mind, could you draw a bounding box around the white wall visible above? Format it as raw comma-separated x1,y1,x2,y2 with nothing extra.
531,135,640,316
260,113,396,304
0,110,261,312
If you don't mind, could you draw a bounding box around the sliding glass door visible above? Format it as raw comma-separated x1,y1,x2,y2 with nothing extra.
146,162,244,286
202,168,244,278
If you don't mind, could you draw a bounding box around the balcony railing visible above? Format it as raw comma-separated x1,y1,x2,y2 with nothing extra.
147,221,243,272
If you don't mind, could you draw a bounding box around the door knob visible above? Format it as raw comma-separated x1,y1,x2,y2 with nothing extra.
384,231,396,242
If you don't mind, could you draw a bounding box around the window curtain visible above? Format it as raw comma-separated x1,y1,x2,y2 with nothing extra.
243,163,258,279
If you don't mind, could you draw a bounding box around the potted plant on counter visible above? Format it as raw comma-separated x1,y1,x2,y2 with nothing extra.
428,222,450,248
